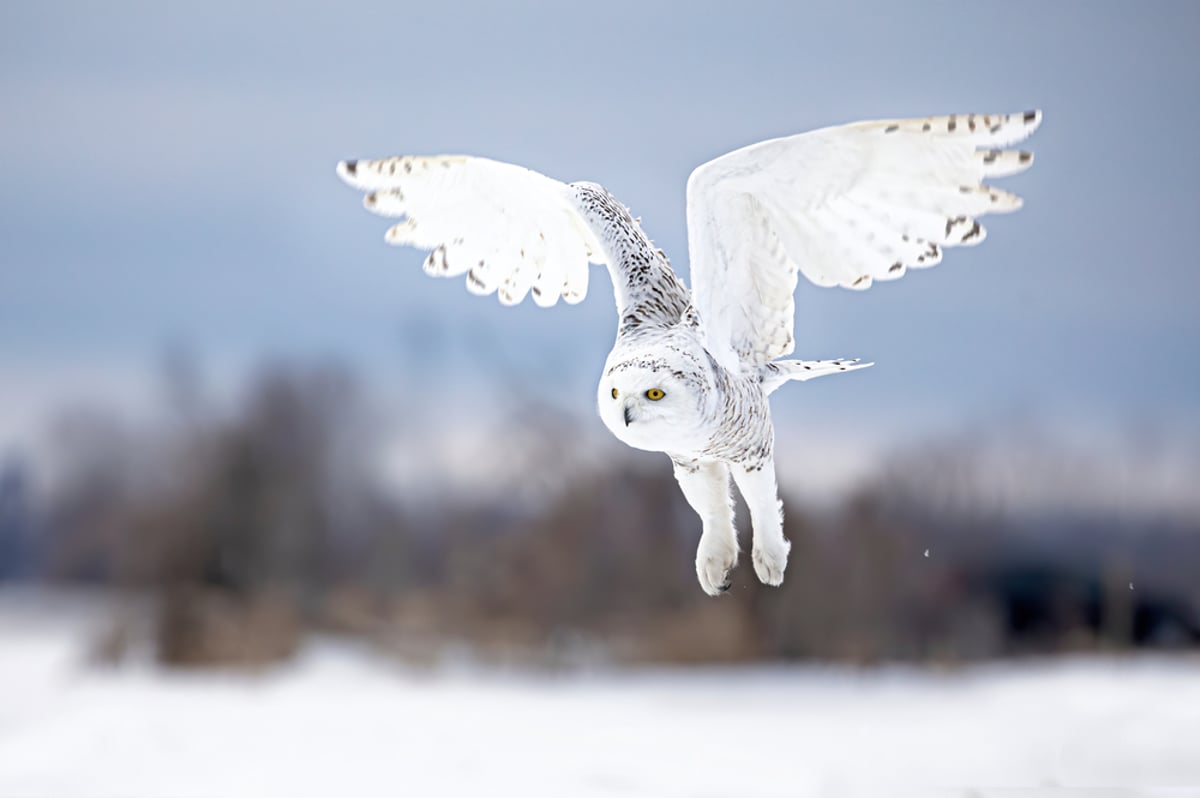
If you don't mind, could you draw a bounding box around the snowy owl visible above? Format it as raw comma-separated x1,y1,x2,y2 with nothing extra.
336,110,1041,596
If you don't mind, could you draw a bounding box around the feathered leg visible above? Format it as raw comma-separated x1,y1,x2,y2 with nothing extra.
673,460,738,596
730,459,791,586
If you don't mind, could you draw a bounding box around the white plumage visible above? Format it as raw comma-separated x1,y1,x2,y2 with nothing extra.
337,110,1041,595
343,155,601,306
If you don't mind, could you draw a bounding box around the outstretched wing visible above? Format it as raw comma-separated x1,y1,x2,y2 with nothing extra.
686,110,1042,368
336,156,606,307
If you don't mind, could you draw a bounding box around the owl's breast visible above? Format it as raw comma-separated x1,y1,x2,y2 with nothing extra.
697,371,774,465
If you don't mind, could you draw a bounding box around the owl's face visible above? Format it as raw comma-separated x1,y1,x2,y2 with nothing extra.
597,357,712,454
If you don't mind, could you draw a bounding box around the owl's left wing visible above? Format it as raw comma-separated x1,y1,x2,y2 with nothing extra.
686,110,1042,369
336,156,606,307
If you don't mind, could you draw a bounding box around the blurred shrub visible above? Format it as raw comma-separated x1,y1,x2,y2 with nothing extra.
22,360,1200,667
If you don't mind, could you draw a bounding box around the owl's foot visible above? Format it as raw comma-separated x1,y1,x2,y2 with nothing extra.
752,537,790,587
695,533,738,597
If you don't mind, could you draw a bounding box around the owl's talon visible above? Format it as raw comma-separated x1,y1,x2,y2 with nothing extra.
752,539,790,587
696,533,738,597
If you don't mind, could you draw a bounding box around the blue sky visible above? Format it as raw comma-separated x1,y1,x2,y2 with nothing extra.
2,0,1199,466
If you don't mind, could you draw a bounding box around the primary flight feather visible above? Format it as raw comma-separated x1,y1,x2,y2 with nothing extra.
337,110,1042,595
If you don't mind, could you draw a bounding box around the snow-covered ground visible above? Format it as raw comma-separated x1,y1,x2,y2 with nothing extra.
1,592,1198,798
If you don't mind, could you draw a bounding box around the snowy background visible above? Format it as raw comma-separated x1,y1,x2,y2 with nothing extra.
2,591,1199,798
2,1,1200,795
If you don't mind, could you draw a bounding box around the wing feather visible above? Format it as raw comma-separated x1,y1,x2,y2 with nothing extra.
337,156,606,307
687,110,1041,368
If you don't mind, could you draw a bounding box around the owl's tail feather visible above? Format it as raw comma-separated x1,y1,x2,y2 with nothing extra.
761,358,873,394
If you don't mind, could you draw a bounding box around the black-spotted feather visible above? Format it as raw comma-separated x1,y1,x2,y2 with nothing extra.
686,109,1041,369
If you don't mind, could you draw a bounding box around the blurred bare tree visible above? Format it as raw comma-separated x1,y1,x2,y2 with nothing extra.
26,358,1200,668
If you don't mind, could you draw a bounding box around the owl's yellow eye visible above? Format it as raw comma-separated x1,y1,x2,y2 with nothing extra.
611,388,619,399
646,388,665,401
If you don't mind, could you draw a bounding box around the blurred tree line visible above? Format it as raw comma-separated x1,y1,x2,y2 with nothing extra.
3,360,1198,667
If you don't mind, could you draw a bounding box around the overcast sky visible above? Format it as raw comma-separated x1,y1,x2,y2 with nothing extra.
3,0,1198,470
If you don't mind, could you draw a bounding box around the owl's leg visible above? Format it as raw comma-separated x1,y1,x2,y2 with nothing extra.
672,459,738,596
730,459,791,587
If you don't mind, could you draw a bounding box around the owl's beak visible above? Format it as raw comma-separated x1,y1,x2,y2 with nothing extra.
623,404,634,427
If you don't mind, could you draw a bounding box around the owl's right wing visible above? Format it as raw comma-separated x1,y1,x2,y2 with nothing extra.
686,110,1042,370
336,156,607,307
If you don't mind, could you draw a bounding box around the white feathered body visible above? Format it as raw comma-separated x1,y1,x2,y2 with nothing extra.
570,182,761,463
336,110,1042,595
571,181,866,466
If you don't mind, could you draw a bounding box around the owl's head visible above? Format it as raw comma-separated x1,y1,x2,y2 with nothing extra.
597,351,714,454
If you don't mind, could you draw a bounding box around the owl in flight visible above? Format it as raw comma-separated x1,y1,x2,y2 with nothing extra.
337,110,1041,595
